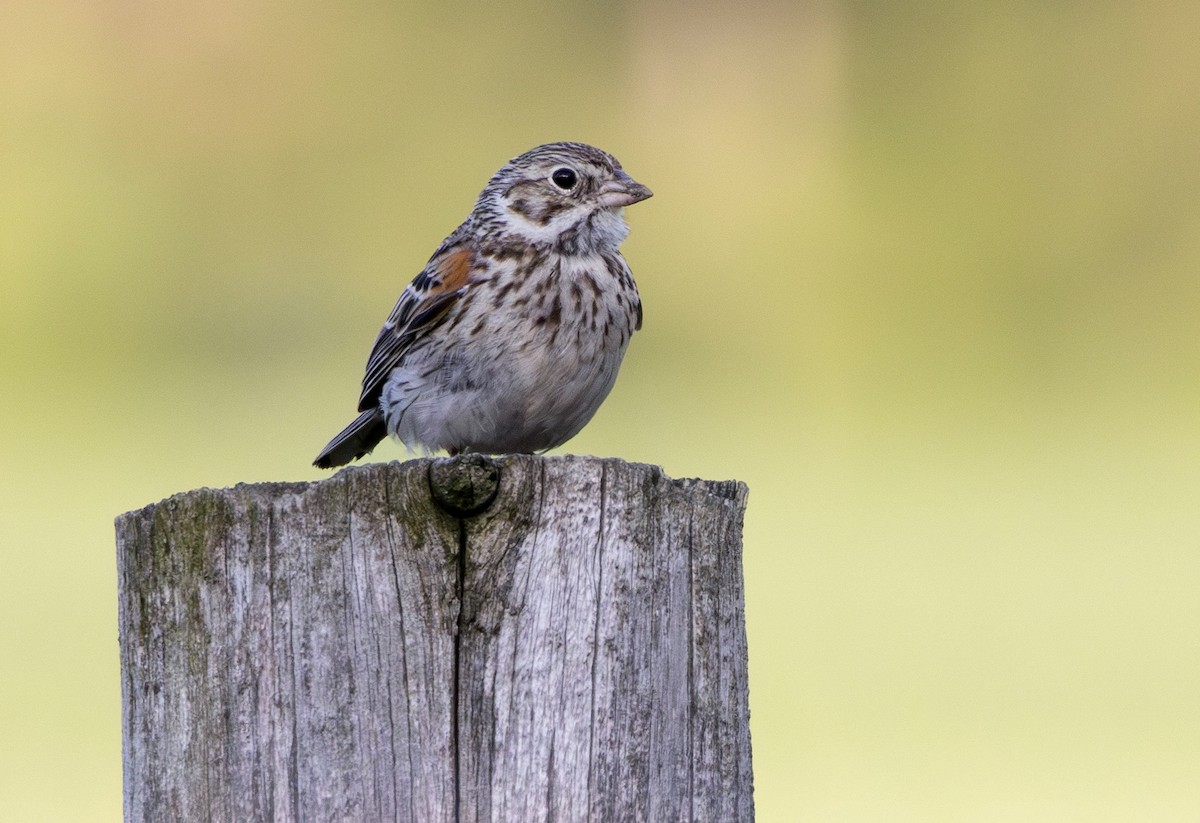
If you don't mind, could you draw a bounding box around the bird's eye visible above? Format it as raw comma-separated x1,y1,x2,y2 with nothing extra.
551,168,578,190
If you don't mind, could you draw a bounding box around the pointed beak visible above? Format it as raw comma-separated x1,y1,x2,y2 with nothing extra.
597,172,653,208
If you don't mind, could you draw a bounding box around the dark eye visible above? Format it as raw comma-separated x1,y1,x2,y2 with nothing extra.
551,167,578,190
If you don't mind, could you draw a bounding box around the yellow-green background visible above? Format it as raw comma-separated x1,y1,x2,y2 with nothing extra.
3,1,1198,819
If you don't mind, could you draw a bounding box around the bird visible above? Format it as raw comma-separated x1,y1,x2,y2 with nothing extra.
313,142,652,469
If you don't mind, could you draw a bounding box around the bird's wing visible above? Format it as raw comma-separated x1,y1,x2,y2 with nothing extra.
356,239,477,411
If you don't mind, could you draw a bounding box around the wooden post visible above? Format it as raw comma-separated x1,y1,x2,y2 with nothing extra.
116,455,752,822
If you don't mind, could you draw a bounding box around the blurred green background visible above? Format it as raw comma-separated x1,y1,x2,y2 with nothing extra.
3,0,1199,819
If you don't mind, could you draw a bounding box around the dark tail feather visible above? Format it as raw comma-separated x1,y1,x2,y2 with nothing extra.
313,410,388,469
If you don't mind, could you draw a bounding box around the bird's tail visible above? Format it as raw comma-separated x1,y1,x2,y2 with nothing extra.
313,409,388,469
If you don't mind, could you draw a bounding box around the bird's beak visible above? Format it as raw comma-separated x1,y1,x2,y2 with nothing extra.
597,172,653,208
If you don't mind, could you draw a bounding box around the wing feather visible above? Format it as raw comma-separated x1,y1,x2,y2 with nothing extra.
356,240,476,411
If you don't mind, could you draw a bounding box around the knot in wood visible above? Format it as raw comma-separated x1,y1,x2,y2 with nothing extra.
428,455,501,517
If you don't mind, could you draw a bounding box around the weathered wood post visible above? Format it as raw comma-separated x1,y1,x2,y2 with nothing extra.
116,455,752,822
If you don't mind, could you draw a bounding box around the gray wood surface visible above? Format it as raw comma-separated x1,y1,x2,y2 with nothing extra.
116,455,752,822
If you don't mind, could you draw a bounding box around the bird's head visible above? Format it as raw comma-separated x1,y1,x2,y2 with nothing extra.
475,142,652,252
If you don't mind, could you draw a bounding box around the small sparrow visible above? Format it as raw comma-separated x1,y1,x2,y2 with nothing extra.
314,142,652,468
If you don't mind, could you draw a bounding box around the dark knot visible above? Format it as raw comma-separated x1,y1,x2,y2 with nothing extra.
428,454,501,517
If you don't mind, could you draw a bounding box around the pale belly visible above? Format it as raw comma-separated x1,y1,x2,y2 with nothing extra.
381,330,629,454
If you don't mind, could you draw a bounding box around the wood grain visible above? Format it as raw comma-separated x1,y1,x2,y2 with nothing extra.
116,455,752,822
